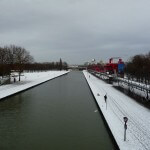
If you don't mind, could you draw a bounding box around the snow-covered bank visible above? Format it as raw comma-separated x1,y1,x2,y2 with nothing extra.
83,70,150,150
0,71,69,100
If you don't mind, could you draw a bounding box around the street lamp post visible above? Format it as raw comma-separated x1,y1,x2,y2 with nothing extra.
123,117,128,141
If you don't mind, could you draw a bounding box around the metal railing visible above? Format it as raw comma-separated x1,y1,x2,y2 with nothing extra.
87,70,150,96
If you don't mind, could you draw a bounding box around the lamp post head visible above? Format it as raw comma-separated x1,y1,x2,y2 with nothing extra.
123,117,128,123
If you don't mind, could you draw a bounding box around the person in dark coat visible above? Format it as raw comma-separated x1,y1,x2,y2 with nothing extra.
104,94,107,102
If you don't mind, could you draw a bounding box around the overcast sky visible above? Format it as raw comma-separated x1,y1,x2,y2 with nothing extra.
0,0,150,64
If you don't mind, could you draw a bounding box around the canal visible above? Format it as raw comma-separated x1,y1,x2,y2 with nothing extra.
0,71,117,150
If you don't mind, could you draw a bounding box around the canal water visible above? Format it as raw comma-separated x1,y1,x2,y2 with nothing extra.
0,71,117,150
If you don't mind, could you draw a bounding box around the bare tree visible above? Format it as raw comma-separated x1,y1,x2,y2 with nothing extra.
0,47,11,77
12,46,34,81
0,44,68,83
126,52,150,84
59,58,62,70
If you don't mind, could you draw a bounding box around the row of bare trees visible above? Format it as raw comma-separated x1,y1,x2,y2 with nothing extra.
125,52,150,84
0,45,68,82
24,61,68,72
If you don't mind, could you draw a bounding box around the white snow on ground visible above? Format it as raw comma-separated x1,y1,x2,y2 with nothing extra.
0,71,69,100
83,70,150,150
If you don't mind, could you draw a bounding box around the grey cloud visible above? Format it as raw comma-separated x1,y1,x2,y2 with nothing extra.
0,0,150,64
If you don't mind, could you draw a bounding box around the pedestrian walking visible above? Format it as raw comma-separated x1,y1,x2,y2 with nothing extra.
104,94,107,102
104,94,107,110
14,77,16,83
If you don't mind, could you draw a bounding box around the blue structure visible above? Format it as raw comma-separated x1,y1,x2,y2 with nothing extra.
118,63,125,73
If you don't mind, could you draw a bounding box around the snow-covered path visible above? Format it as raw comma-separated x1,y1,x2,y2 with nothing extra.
83,70,150,150
0,71,69,100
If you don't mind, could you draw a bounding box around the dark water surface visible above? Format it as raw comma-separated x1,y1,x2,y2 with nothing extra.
0,71,117,150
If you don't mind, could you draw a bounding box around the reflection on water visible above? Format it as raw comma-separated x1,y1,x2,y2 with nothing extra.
0,71,117,150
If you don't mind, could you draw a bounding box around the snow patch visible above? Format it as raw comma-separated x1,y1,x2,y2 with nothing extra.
0,71,69,100
83,70,150,150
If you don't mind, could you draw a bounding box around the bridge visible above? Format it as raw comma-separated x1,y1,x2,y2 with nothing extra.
68,65,87,70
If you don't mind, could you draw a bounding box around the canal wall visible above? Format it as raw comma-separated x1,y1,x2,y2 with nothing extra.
0,71,69,100
83,70,150,150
